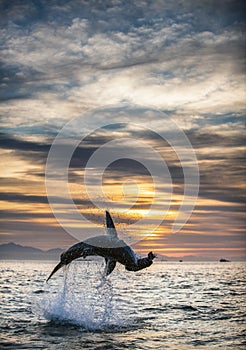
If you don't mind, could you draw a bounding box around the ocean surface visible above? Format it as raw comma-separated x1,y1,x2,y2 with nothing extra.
0,260,245,350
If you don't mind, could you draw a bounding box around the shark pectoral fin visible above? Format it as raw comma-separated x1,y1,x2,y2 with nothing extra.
104,258,116,276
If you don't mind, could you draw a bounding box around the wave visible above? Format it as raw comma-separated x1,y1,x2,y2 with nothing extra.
34,264,137,332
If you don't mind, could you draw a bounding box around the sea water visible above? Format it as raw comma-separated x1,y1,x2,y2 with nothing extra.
0,260,245,349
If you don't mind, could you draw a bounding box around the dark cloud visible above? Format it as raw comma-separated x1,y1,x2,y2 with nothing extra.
0,193,49,204
144,231,246,249
0,209,54,220
0,132,50,153
187,130,245,149
1,0,245,28
0,129,184,186
193,204,245,213
1,128,245,208
0,192,103,207
1,0,245,105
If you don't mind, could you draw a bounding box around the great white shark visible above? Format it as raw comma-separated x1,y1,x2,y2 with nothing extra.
47,211,156,282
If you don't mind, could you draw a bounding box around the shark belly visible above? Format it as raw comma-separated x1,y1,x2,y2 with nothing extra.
84,236,138,266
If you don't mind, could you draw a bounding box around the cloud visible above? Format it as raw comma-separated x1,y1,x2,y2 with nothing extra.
1,125,244,208
0,0,245,126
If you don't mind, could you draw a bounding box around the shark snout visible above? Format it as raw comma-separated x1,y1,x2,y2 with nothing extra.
148,252,156,260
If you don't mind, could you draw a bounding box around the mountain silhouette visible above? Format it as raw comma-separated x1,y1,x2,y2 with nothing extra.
0,242,63,260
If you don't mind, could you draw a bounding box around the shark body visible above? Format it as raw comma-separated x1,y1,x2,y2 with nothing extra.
47,211,155,282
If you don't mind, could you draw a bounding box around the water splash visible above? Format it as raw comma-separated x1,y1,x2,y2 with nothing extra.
35,262,120,331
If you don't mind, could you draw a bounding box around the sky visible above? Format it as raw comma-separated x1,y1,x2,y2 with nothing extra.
0,0,245,260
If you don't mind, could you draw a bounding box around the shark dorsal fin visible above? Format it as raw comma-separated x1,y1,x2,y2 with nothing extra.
106,211,118,238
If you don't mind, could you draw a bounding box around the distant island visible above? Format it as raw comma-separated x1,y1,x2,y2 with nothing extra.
0,242,63,260
219,258,231,262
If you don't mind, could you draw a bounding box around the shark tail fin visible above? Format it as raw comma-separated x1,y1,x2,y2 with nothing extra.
46,261,63,282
